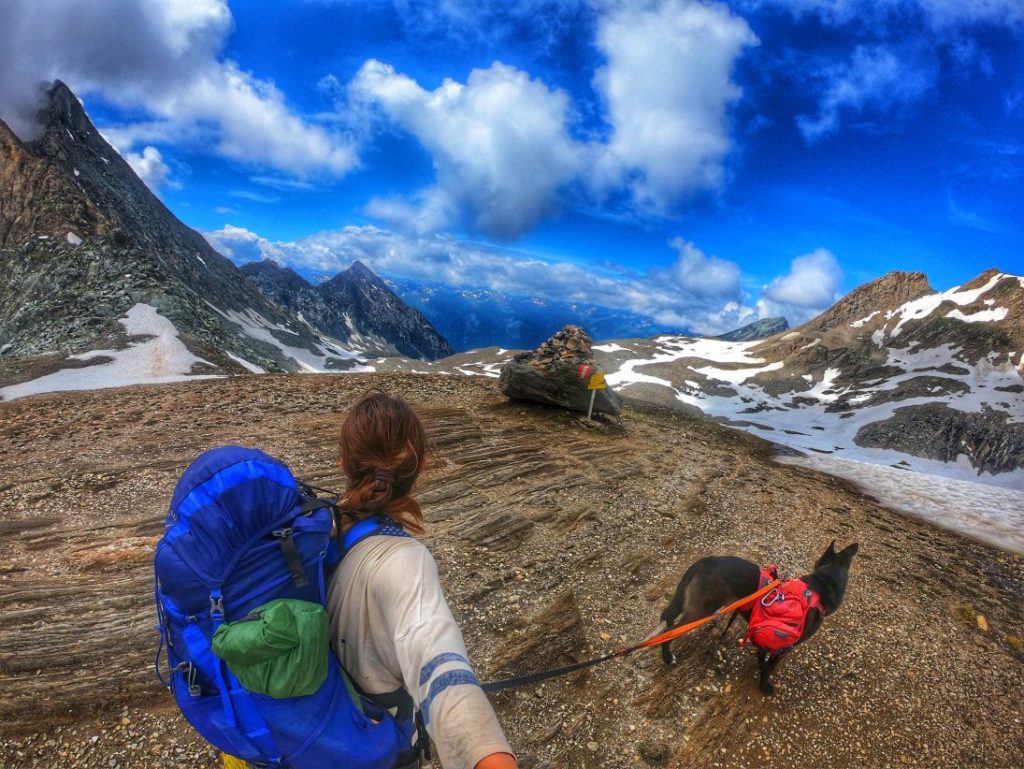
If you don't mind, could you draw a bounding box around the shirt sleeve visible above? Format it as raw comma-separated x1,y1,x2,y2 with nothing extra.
374,543,514,769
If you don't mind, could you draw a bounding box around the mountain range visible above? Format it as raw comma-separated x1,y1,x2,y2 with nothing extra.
381,269,1024,491
3,83,1021,499
0,81,450,393
384,276,693,352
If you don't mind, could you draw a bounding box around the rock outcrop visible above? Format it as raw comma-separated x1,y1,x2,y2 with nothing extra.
855,403,1024,474
499,325,622,415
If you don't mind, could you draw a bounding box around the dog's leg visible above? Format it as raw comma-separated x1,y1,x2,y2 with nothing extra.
718,610,739,640
758,651,784,696
710,610,739,665
645,621,679,666
660,626,678,666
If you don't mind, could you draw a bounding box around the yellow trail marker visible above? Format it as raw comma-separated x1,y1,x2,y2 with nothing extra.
586,372,606,419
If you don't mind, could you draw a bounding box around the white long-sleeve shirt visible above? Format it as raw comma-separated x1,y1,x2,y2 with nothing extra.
327,534,513,769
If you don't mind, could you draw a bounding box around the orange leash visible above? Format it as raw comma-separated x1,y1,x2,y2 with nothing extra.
480,579,781,693
631,578,781,651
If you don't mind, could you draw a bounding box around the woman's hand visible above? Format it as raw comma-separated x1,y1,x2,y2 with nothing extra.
474,752,517,769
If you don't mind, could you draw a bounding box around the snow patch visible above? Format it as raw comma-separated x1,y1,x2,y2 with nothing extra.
0,304,217,401
215,307,372,373
226,352,265,374
850,310,879,328
693,360,784,385
803,367,844,403
946,307,1008,323
593,343,632,353
888,272,1006,338
776,453,1024,555
73,168,80,177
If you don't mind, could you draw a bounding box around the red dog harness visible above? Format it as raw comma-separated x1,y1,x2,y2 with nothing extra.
743,565,826,654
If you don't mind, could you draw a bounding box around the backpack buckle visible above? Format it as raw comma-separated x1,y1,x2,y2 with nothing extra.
183,662,201,697
210,591,225,618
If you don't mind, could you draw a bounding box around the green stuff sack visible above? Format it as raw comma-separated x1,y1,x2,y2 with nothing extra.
212,599,329,699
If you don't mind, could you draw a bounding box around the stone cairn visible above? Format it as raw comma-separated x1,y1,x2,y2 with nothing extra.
529,325,592,369
499,324,622,416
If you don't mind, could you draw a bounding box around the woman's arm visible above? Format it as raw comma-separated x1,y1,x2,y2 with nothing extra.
378,543,516,769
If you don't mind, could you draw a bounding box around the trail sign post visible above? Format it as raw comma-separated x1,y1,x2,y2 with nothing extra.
586,372,606,419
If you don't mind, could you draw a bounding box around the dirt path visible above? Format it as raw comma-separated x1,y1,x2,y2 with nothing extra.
1,373,1022,768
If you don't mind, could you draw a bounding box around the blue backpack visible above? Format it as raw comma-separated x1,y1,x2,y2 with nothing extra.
153,446,412,768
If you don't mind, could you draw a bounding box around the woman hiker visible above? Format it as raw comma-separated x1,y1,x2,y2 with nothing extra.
328,391,517,769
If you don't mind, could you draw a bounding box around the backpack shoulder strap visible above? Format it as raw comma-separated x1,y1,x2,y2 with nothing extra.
341,515,410,556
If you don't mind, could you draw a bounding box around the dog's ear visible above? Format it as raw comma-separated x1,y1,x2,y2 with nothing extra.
815,540,837,568
839,543,859,563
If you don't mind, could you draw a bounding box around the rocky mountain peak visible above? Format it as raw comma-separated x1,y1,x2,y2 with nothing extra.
717,316,788,342
959,267,1004,292
32,80,92,141
240,259,453,360
343,260,376,281
801,270,933,333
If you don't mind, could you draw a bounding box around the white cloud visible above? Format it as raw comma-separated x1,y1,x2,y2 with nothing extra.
206,223,778,335
344,0,756,235
0,0,357,179
125,146,174,192
659,238,741,297
349,59,583,238
363,188,457,236
758,248,843,323
797,44,936,142
593,0,758,210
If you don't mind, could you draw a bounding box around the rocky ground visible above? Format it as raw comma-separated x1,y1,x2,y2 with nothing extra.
1,373,1022,768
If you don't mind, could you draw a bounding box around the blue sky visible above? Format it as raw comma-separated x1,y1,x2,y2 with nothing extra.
2,0,1022,333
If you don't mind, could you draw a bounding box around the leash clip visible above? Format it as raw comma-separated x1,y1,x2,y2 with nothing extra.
761,588,784,607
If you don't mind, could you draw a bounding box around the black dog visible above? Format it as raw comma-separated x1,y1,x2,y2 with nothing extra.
654,541,858,695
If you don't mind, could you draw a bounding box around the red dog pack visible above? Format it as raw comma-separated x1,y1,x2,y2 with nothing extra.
744,565,825,654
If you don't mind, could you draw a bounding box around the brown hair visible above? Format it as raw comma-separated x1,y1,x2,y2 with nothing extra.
338,391,427,534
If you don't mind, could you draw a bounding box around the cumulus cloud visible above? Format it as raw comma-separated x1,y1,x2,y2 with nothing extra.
206,223,778,335
658,238,741,298
344,0,757,235
757,248,843,323
363,188,457,236
349,59,583,238
0,0,357,178
125,146,174,192
593,0,758,210
797,44,937,142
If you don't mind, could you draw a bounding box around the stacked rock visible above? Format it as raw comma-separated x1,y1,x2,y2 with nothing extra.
499,325,622,416
530,325,592,369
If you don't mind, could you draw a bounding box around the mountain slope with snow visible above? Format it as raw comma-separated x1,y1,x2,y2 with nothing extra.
0,81,448,396
242,259,453,360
